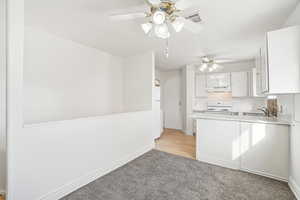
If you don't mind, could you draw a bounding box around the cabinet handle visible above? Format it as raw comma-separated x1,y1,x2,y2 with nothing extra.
213,86,228,89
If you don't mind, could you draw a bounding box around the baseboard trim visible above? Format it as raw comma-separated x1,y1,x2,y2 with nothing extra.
289,177,300,200
241,168,288,182
38,143,154,200
196,155,240,170
0,190,5,196
183,129,193,136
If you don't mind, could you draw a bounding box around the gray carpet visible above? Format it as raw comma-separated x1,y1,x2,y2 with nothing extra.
61,150,296,200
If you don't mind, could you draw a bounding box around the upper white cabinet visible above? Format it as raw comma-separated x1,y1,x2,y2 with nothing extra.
195,74,207,97
206,73,231,92
260,44,269,93
231,71,250,97
252,68,265,97
257,26,300,94
255,51,263,96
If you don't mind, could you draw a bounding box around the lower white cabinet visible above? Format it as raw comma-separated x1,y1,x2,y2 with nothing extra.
196,119,289,181
240,122,289,181
197,119,240,169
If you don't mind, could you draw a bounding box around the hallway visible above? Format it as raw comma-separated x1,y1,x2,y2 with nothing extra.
155,129,196,159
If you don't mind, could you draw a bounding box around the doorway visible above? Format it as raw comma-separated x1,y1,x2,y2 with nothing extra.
156,70,195,159
0,0,6,198
161,70,183,130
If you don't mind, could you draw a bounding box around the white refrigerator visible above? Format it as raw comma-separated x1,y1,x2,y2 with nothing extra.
153,86,162,139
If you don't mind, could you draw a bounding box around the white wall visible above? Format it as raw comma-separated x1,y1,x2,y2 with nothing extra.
0,0,6,194
285,3,300,27
181,68,187,131
182,65,195,135
123,52,154,112
24,27,124,124
283,2,300,199
11,111,154,200
7,6,155,199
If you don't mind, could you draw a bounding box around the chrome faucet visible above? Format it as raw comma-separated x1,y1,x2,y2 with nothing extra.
257,107,270,117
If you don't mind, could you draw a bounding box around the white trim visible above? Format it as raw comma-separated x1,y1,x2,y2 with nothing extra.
241,168,288,182
6,0,25,199
0,190,5,195
23,110,152,128
183,129,193,136
38,143,154,200
196,155,240,170
289,177,300,200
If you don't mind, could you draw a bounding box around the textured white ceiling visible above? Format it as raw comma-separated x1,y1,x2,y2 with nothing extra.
25,0,299,70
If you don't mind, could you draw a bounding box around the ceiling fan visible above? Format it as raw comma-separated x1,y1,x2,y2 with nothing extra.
196,56,237,73
109,0,203,39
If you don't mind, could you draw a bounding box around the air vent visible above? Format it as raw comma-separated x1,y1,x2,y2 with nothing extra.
186,12,202,23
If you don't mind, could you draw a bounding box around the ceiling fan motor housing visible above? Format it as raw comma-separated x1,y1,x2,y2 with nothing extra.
150,2,177,18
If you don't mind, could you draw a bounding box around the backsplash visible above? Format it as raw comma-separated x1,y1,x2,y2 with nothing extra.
194,94,294,117
193,94,266,113
275,94,294,117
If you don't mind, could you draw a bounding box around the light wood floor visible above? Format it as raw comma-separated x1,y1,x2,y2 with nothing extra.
0,195,4,200
155,129,196,159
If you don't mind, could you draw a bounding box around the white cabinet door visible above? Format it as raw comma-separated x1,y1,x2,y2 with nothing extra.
195,74,207,97
231,72,249,97
206,73,231,92
267,26,300,94
255,50,262,94
260,44,269,93
240,122,289,181
295,94,300,122
252,68,266,97
197,119,240,169
290,122,300,185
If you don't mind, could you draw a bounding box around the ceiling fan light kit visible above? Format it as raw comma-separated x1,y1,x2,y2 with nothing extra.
152,11,166,25
110,0,203,58
198,56,225,73
172,17,185,32
154,24,170,39
141,23,153,34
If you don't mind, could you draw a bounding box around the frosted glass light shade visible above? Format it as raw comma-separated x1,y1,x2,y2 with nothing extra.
172,18,185,32
141,23,153,34
152,11,166,25
154,24,170,39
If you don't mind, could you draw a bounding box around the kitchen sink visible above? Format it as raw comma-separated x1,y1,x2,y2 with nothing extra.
242,112,266,117
195,111,239,116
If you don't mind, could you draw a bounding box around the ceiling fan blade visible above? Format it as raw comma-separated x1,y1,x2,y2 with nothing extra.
109,12,147,21
214,59,237,64
146,0,162,6
182,18,203,34
175,0,197,10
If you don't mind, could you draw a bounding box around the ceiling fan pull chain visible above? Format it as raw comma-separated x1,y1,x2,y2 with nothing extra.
164,38,169,58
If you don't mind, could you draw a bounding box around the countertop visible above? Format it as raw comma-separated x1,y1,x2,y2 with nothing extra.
191,113,292,126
